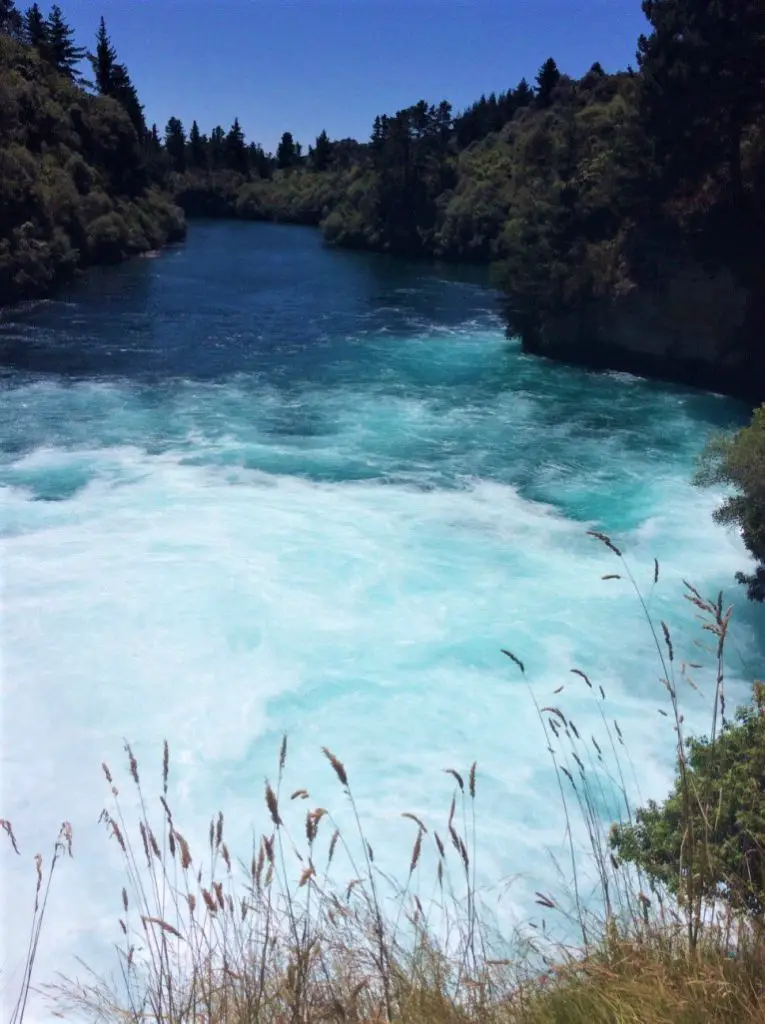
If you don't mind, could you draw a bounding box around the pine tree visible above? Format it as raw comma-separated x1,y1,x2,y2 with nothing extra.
188,119,206,169
435,100,453,148
535,57,561,107
90,18,145,138
225,117,247,173
514,78,534,107
47,4,85,78
24,2,48,54
276,131,296,169
638,0,765,203
91,16,117,92
0,0,23,39
148,123,162,153
164,116,186,172
208,125,226,169
111,63,145,137
247,141,271,179
311,129,333,171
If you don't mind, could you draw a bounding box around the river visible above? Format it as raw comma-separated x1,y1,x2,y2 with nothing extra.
0,221,759,1016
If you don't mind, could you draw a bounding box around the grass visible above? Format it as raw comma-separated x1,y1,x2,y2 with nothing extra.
3,531,765,1023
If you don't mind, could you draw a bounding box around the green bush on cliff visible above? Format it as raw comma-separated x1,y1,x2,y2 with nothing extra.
695,406,765,601
0,31,184,305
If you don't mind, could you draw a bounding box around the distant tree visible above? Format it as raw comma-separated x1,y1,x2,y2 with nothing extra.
637,0,765,203
47,4,85,79
90,18,145,137
90,15,117,93
0,0,23,39
247,141,272,179
23,2,48,54
225,117,248,173
535,57,561,107
514,77,534,107
111,63,145,138
148,123,162,153
208,125,226,169
370,115,387,158
187,119,206,169
276,130,297,169
164,116,186,172
435,100,452,147
310,128,333,171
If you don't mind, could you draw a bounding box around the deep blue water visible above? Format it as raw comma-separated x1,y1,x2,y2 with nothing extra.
0,221,758,1012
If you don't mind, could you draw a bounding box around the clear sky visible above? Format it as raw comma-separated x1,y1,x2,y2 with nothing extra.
63,0,649,153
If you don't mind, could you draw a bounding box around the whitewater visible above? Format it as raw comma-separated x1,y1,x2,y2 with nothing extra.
0,221,760,1018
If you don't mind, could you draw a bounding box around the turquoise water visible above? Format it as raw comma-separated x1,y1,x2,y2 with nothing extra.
0,222,760,1010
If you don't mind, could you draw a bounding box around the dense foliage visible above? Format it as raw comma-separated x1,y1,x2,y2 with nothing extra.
613,683,765,916
0,5,184,304
695,407,765,601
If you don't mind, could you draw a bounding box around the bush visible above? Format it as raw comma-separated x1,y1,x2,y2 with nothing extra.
86,211,129,261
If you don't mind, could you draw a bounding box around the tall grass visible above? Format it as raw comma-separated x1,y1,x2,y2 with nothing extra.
3,532,765,1023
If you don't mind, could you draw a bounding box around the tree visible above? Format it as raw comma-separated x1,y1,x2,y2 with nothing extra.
514,77,534,107
247,141,271,179
695,406,765,601
612,683,765,916
276,130,297,169
535,57,561,107
111,62,145,138
225,117,247,173
435,100,453,148
164,116,186,172
148,123,161,153
637,0,765,203
310,129,333,171
90,15,117,94
47,4,85,79
187,119,206,169
0,0,23,39
24,2,48,54
208,125,225,169
90,18,144,138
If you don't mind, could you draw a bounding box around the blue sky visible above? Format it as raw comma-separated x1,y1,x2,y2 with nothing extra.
63,0,648,153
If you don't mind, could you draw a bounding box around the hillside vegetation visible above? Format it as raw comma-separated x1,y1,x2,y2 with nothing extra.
0,21,184,305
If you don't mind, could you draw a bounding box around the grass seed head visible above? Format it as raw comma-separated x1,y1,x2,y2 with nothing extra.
322,747,348,787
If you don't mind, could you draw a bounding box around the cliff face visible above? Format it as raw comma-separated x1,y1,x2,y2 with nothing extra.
522,232,764,402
